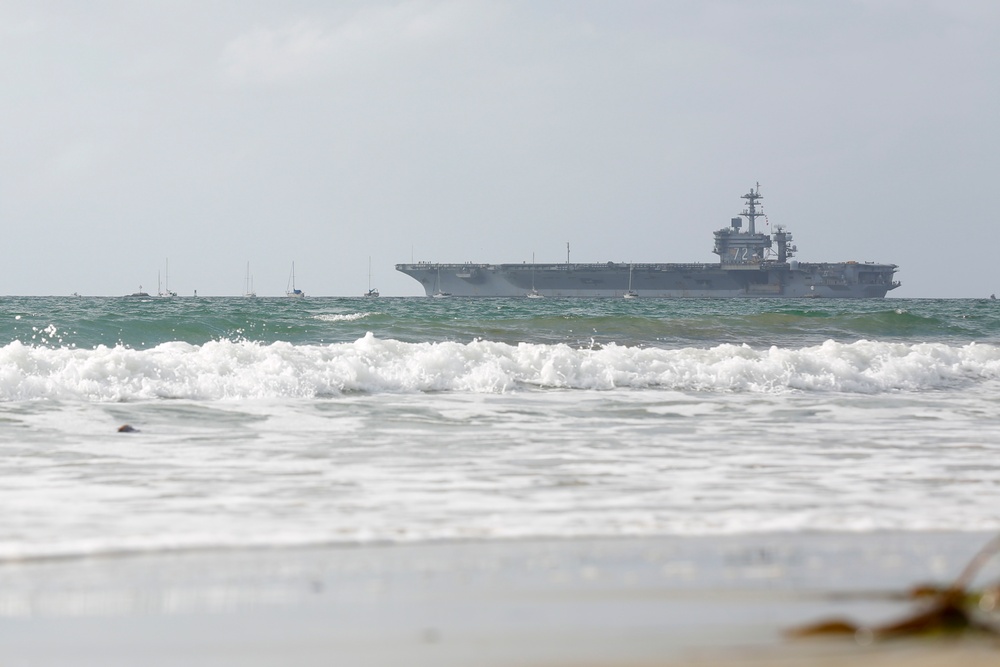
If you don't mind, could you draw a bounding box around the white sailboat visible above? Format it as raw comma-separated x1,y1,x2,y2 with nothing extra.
159,259,177,297
364,257,379,297
624,263,638,299
243,262,256,297
432,268,451,298
286,262,305,298
527,253,543,298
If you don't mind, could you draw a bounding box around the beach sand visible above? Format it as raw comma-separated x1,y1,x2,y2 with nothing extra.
1,532,997,666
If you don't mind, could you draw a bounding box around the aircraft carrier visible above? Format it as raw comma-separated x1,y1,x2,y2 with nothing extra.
396,185,901,298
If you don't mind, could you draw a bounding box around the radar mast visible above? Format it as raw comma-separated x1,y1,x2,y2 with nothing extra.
740,182,764,235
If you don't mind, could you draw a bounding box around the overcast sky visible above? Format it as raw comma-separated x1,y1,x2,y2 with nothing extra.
1,1,997,297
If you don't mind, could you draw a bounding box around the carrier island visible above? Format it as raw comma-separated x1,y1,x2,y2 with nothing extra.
396,185,901,298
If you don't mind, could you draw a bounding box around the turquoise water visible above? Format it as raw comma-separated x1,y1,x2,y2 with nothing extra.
1,296,999,559
3,296,998,349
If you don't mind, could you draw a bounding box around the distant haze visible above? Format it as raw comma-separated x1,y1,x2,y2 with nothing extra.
1,1,996,297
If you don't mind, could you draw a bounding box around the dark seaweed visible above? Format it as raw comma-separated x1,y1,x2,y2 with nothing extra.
788,535,1000,641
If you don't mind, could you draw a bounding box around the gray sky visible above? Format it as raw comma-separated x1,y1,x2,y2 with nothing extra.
2,0,997,297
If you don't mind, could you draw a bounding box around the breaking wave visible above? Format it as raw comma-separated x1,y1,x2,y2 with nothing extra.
1,333,998,401
313,312,375,322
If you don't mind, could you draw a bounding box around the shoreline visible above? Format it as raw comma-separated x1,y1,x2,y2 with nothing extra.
1,531,997,665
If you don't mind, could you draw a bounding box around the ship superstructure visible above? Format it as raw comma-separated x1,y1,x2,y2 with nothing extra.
396,185,900,298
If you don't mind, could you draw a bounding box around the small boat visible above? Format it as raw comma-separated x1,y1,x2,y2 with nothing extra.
363,257,379,297
158,260,177,297
286,262,305,298
244,262,257,297
126,285,150,297
624,264,638,299
432,268,451,298
527,253,544,299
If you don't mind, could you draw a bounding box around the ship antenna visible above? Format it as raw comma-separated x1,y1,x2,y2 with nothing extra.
741,183,764,235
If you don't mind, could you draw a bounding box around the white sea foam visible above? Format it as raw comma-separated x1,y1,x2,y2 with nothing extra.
313,312,374,322
0,334,998,402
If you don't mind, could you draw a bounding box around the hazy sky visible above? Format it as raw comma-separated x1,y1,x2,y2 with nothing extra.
1,1,997,297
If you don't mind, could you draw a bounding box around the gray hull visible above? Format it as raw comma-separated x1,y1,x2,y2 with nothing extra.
397,185,900,298
395,261,901,298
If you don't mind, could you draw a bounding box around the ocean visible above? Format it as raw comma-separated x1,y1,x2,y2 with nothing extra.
2,296,999,561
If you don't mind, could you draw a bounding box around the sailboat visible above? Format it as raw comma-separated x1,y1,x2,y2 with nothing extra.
432,268,451,298
624,263,638,299
286,262,305,298
243,262,256,297
364,257,379,297
527,252,543,298
159,259,177,297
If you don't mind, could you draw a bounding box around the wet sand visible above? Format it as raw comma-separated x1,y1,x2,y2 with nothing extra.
0,532,997,666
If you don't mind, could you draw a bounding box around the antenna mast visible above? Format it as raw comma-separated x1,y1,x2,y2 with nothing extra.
740,182,764,235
